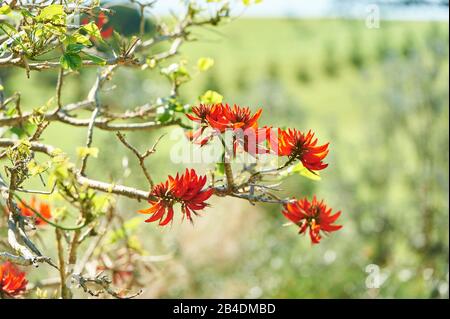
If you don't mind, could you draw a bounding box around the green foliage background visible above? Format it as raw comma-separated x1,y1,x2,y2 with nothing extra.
2,17,448,298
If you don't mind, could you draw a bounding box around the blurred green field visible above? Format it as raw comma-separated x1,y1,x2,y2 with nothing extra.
2,17,449,298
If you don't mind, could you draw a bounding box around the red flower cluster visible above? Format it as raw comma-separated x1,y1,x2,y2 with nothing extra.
185,104,222,145
18,196,52,226
156,103,341,244
0,262,28,297
185,104,329,169
271,128,329,172
186,103,269,155
187,103,261,132
139,169,214,225
282,196,342,244
209,104,261,132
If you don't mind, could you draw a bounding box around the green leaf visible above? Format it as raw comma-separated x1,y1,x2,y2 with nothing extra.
36,4,65,21
5,104,17,117
82,22,102,39
68,33,92,46
66,43,85,53
199,90,223,104
281,162,321,181
197,57,214,72
82,52,106,66
20,9,34,18
0,5,11,15
60,53,82,70
9,122,37,138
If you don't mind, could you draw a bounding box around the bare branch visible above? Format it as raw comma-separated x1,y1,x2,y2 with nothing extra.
116,132,165,188
71,273,143,299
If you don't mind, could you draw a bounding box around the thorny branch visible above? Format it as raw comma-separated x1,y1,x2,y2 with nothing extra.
71,273,143,299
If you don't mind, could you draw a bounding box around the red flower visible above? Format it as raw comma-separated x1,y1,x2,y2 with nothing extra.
186,104,224,124
18,196,52,226
185,104,225,144
207,103,262,132
186,103,266,155
282,196,342,244
139,169,214,225
0,262,28,297
272,128,329,172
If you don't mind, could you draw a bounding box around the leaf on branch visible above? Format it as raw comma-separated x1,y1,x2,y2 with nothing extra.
60,52,82,71
27,160,50,176
281,162,321,181
9,122,37,138
82,22,102,40
48,151,74,184
36,4,66,22
67,33,92,46
64,43,106,66
0,5,11,15
82,52,106,66
66,43,85,53
5,104,17,117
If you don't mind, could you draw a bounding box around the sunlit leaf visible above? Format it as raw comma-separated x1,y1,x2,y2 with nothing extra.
281,162,321,181
36,4,65,22
0,5,11,15
82,22,102,40
199,90,223,104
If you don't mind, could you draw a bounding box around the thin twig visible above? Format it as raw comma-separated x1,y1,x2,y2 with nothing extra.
116,132,165,188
